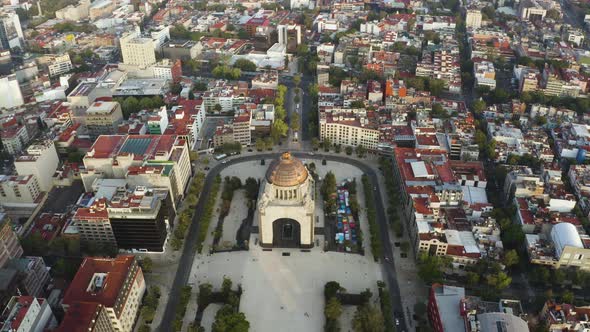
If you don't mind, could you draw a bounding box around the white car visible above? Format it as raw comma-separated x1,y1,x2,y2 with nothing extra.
395,319,400,326
221,160,228,164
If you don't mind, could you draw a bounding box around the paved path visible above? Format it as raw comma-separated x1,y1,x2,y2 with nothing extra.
158,152,408,332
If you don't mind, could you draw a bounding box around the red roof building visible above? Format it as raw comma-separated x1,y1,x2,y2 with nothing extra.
60,255,146,332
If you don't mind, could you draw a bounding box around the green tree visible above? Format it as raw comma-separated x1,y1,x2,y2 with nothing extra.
122,97,140,118
140,97,156,110
293,74,301,86
233,58,257,71
562,290,574,304
427,79,445,97
324,297,342,320
270,119,288,143
417,253,451,284
138,324,151,332
503,250,519,268
486,271,512,290
291,113,300,131
345,146,353,155
355,145,366,158
311,138,320,151
352,304,384,332
197,283,213,308
255,138,265,151
140,257,153,273
466,272,480,286
324,281,343,300
212,305,250,332
214,104,223,112
141,305,156,322
473,99,486,114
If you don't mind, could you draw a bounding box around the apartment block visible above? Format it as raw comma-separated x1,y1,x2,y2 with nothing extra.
48,54,73,77
85,101,124,139
61,255,146,332
15,140,59,192
120,30,156,68
0,219,23,269
319,108,380,150
82,135,191,201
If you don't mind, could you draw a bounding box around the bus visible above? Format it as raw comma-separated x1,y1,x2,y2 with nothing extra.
214,154,227,161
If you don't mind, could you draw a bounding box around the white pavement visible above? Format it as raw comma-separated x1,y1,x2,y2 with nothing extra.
200,303,222,332
189,244,382,332
219,189,248,248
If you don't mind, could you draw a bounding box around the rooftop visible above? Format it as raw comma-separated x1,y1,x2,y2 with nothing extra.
62,255,137,308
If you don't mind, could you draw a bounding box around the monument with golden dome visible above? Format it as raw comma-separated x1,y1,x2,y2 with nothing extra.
257,152,315,248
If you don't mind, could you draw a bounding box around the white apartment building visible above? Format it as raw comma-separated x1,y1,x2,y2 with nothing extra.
48,54,73,77
120,30,156,68
0,174,42,205
0,74,24,109
1,296,57,332
319,108,380,150
474,60,496,89
15,140,59,192
466,9,482,29
0,11,24,50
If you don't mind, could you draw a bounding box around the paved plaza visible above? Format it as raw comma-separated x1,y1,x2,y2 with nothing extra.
188,159,382,331
189,244,382,332
219,189,248,248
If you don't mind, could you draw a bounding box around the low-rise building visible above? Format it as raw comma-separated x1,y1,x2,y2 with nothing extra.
85,101,124,139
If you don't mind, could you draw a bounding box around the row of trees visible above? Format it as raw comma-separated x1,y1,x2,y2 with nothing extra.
197,278,249,332
379,157,404,237
138,286,162,332
171,172,206,250
270,85,289,143
321,171,337,214
361,175,383,261
114,96,165,119
172,286,193,332
212,65,241,80
196,175,222,253
323,281,385,332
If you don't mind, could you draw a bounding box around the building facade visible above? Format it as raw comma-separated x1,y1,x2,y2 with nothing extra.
15,140,60,192
61,255,146,332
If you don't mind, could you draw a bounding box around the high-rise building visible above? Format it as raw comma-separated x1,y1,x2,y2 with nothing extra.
120,30,156,67
0,12,23,50
15,140,60,192
277,24,302,52
0,217,23,269
465,9,482,28
61,255,146,332
0,74,24,109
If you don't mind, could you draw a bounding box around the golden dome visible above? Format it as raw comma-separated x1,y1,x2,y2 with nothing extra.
266,152,308,187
